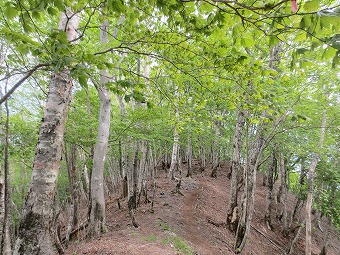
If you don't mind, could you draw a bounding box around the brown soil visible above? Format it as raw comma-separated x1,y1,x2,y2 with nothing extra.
65,161,340,255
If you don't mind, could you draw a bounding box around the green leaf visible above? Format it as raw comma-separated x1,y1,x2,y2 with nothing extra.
296,48,310,55
300,61,313,68
147,101,154,109
303,0,320,12
124,95,131,102
322,47,337,60
23,23,34,33
269,36,279,47
47,6,59,16
332,50,340,68
78,75,88,87
53,0,65,11
330,34,340,50
32,11,42,20
4,5,17,19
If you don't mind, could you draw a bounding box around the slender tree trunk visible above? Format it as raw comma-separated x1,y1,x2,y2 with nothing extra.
88,21,112,238
289,158,307,229
264,150,277,230
78,148,90,199
199,146,206,172
288,219,305,255
235,122,264,253
186,136,193,177
211,121,221,178
305,112,327,255
1,91,12,255
319,217,331,255
169,127,179,180
65,144,79,244
138,140,148,204
0,86,5,252
226,109,245,232
169,88,180,180
279,154,288,235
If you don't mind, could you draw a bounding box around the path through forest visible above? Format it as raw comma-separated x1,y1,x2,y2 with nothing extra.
66,161,340,255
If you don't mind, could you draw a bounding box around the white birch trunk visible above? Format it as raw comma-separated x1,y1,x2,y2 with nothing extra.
14,10,79,254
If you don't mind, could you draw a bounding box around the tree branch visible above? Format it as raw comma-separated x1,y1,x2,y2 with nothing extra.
0,63,50,105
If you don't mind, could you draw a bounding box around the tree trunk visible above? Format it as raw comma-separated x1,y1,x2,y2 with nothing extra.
279,153,288,236
0,85,5,252
264,150,277,230
138,140,148,205
305,112,326,255
65,144,79,244
199,146,206,172
289,159,306,230
88,20,111,238
13,11,79,253
13,59,76,255
1,91,12,255
211,121,221,178
288,219,305,255
319,217,331,255
234,123,264,253
169,89,180,180
186,136,193,177
226,109,245,232
117,95,128,198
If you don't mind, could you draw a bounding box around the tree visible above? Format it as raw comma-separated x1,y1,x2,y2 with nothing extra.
305,111,327,255
13,9,80,254
88,19,111,238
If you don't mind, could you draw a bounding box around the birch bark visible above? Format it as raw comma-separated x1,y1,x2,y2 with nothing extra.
14,10,79,254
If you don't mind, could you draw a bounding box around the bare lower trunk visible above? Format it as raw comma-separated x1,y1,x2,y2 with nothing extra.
14,10,79,253
279,153,288,235
138,141,148,204
169,127,179,180
14,69,74,254
264,150,277,230
235,123,264,253
289,160,307,229
226,110,245,232
199,146,206,172
88,20,112,238
306,112,326,255
65,144,79,244
128,139,139,227
1,95,11,255
211,121,221,178
0,89,5,252
88,79,111,237
319,217,331,255
186,137,193,177
288,220,305,255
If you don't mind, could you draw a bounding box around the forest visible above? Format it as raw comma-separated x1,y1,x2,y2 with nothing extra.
0,0,339,254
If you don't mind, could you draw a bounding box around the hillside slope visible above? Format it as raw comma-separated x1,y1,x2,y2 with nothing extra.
66,161,340,255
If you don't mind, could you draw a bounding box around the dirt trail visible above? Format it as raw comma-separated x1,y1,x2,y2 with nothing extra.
65,163,340,255
178,175,230,255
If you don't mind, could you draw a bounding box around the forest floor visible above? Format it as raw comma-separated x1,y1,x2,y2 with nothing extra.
65,161,340,255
